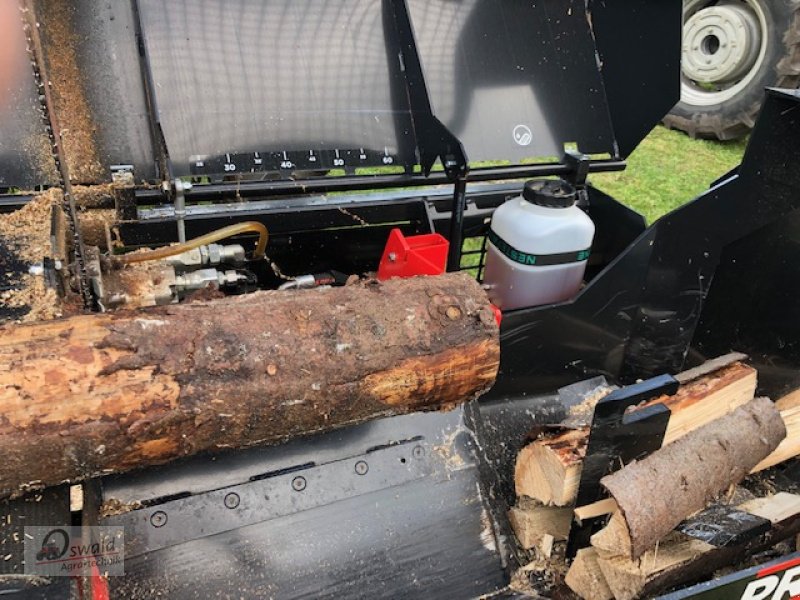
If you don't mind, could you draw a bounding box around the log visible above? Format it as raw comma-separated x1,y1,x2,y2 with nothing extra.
595,397,786,560
515,361,758,506
564,548,614,600
595,493,800,600
0,273,499,498
577,387,800,520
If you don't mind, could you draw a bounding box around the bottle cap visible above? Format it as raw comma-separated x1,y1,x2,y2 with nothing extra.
522,178,577,208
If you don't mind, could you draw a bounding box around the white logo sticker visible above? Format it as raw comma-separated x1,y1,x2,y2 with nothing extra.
513,125,533,147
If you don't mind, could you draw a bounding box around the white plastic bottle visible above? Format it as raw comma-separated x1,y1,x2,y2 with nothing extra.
483,179,595,310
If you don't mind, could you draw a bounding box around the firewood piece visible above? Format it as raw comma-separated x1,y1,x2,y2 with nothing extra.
591,511,633,559
673,352,748,384
753,389,800,472
508,504,572,550
515,428,586,506
598,397,786,560
565,547,614,600
0,273,499,499
575,498,618,522
515,361,757,506
538,534,556,558
595,493,800,600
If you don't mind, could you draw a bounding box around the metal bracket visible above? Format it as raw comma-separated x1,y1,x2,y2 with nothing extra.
566,374,676,557
676,504,771,548
564,150,591,207
172,178,191,243
103,440,434,557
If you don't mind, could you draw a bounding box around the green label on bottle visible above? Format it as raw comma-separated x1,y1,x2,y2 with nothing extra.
488,230,590,267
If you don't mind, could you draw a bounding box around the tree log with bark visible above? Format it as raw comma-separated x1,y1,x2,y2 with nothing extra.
0,273,499,498
593,397,786,560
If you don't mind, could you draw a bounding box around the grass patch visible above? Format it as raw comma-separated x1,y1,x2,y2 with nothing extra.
591,126,747,224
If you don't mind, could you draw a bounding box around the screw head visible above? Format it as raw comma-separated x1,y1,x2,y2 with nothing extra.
292,476,307,492
412,445,425,459
355,460,369,475
224,492,240,509
150,511,167,528
388,252,397,262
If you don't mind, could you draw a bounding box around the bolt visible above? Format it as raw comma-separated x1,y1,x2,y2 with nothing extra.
355,461,369,475
292,476,307,492
150,511,167,528
388,252,397,262
412,445,425,459
224,492,240,509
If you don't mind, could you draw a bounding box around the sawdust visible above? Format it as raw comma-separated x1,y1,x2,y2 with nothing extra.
0,274,62,322
509,552,569,597
98,497,143,518
0,188,59,263
73,183,116,208
0,189,64,322
20,133,59,185
37,0,104,183
562,384,614,429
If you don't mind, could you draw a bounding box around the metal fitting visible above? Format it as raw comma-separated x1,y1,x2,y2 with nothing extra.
166,244,246,270
173,269,247,293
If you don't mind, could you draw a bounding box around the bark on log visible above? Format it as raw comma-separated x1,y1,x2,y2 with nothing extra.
598,397,786,560
0,273,499,498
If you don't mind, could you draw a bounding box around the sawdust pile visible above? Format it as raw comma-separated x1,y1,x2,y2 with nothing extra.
0,189,60,263
0,189,64,322
36,0,104,183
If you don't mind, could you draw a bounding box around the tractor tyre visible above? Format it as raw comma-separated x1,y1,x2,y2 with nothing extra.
664,0,800,140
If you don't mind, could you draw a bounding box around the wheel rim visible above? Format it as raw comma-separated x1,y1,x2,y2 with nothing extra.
680,0,769,107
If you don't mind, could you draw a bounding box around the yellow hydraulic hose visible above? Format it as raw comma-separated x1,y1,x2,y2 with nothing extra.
119,222,269,264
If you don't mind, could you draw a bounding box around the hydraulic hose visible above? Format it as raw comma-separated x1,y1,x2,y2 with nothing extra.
119,222,268,265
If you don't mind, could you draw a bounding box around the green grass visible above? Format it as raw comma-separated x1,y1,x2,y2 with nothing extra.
591,126,748,224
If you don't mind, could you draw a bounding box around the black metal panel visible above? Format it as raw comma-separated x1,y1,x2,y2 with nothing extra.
676,505,771,548
100,409,509,599
690,206,800,399
0,487,72,600
137,0,418,178
591,0,683,157
406,0,617,163
621,89,800,381
0,1,58,189
584,185,648,281
64,0,157,182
